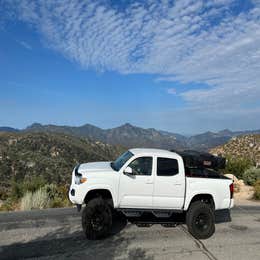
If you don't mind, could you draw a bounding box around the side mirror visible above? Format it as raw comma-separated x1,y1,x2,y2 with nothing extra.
124,166,133,175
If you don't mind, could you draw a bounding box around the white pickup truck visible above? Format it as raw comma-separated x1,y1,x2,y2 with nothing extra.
69,148,234,240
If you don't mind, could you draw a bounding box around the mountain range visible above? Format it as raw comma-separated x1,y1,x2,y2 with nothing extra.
1,123,260,151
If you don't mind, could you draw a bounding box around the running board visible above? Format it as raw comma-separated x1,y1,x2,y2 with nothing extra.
132,221,180,227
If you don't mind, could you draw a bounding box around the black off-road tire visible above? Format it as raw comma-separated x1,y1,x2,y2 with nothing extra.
186,201,215,239
82,198,112,240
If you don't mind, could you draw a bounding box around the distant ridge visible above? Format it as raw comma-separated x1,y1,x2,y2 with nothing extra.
0,127,19,132
1,122,260,151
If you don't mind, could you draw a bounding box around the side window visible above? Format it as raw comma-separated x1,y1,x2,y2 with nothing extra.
157,157,179,176
128,157,153,176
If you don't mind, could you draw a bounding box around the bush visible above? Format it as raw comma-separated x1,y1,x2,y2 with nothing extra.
0,198,14,211
20,188,50,210
22,176,47,193
33,188,50,209
242,167,260,185
20,184,70,210
10,179,24,201
43,183,58,200
20,191,33,210
224,157,253,179
43,184,71,208
10,176,47,201
49,197,65,208
254,180,260,200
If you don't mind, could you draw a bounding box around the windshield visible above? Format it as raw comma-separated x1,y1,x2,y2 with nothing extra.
111,151,134,171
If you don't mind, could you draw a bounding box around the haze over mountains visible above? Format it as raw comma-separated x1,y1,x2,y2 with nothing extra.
1,123,260,151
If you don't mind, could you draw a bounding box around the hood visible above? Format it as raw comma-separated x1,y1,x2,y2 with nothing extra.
78,161,114,174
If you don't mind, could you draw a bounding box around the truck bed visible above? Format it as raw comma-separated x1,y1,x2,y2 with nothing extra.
184,170,233,210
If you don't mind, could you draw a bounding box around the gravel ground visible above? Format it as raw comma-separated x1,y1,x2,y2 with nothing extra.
0,206,260,260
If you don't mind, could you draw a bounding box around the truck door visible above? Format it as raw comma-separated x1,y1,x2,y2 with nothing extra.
153,156,185,209
118,156,154,208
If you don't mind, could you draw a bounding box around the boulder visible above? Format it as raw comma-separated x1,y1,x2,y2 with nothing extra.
224,174,238,182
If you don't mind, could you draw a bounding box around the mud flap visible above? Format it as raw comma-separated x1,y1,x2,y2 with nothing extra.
76,204,82,212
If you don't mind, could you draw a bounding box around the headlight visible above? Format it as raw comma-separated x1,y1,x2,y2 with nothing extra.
75,175,87,184
74,164,87,184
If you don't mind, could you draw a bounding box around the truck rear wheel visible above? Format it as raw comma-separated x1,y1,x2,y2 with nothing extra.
82,198,112,240
186,201,215,239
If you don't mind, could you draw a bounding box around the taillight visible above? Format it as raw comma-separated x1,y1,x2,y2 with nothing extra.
229,183,234,199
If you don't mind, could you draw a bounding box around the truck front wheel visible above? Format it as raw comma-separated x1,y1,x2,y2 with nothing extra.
186,201,215,239
82,198,112,240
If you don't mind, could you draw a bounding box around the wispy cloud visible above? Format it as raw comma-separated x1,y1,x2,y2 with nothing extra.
17,40,32,50
167,88,177,95
2,0,260,117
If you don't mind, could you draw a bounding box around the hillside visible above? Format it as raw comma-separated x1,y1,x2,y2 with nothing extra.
0,132,124,199
210,134,260,165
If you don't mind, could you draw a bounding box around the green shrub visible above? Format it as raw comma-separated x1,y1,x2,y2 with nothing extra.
22,176,47,193
10,176,47,202
43,183,58,200
242,167,260,185
224,157,253,179
254,180,260,200
20,188,50,210
0,198,14,211
10,179,24,201
20,184,70,210
43,184,71,208
49,197,65,208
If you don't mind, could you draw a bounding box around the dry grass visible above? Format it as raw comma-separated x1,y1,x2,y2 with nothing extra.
20,188,50,210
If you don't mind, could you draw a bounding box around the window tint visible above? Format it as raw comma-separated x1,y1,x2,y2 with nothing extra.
112,151,133,171
157,158,179,176
185,167,221,178
128,157,152,176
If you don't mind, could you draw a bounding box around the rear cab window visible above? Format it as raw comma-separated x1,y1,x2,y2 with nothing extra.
157,157,179,176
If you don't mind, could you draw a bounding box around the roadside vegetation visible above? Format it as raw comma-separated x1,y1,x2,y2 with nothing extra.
223,157,260,200
254,180,260,200
0,176,71,211
223,157,253,180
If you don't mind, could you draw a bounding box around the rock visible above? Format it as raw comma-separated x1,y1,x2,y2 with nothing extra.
224,174,246,193
26,161,35,168
224,174,238,182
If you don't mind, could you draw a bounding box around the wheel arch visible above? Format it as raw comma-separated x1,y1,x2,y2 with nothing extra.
186,193,215,211
84,188,114,208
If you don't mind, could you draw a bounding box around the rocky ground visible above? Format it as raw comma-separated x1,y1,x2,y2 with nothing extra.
224,173,259,206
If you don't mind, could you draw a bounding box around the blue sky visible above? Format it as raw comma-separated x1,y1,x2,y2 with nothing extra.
0,0,260,134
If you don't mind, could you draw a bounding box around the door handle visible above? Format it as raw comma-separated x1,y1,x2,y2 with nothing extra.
174,183,182,186
146,180,153,184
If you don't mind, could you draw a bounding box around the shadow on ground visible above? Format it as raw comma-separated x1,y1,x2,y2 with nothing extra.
0,215,151,260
